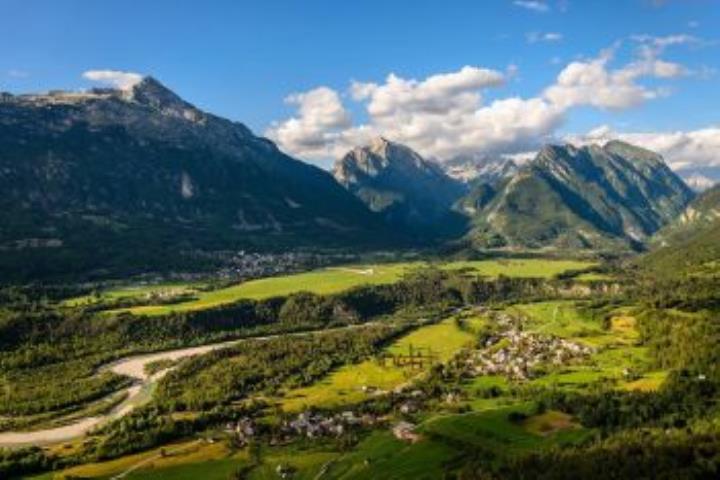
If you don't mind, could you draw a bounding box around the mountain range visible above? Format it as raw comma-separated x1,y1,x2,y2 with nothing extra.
333,136,694,251
467,141,695,250
0,77,702,279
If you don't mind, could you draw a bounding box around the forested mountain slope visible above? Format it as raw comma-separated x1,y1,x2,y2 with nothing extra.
0,78,399,280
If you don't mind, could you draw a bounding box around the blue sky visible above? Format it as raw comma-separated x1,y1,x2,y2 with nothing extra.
1,0,719,179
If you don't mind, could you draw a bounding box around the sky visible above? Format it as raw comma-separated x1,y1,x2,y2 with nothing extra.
1,0,719,183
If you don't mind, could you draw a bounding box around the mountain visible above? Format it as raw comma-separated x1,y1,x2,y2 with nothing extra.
682,173,717,192
642,187,720,276
443,155,518,185
333,138,467,238
468,141,695,250
654,184,720,243
0,78,399,280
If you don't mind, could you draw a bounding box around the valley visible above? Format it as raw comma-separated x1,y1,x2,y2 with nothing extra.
2,23,719,478
6,252,705,479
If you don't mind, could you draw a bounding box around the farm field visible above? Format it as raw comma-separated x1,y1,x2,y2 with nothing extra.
62,282,200,308
37,440,249,480
278,316,484,412
421,406,590,454
69,258,597,317
509,301,666,391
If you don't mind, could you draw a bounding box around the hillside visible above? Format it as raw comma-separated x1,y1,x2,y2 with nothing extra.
653,184,720,245
468,141,695,250
333,137,467,238
643,184,720,276
0,78,399,280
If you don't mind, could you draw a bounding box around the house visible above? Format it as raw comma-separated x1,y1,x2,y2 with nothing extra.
392,421,421,443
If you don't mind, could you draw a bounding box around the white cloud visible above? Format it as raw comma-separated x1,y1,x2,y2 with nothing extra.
82,70,143,90
513,1,549,12
543,44,686,110
526,32,564,43
269,66,560,161
266,86,354,159
268,40,699,166
567,124,720,172
350,66,505,118
631,34,699,50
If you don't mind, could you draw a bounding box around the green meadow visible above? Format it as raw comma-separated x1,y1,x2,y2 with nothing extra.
67,258,596,317
278,316,484,412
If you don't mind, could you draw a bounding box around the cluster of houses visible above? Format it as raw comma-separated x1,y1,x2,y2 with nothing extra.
280,411,380,439
225,409,426,448
224,417,258,446
468,328,594,381
208,251,328,280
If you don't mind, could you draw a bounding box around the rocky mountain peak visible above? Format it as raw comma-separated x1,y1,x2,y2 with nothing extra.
444,154,518,185
368,136,392,154
603,139,664,166
333,139,467,237
127,76,202,121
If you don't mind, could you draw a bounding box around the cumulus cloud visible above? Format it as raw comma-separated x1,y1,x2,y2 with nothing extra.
350,66,505,117
269,65,560,161
526,32,564,43
82,70,143,90
543,44,686,110
267,39,701,166
567,124,720,172
266,86,354,159
513,1,550,12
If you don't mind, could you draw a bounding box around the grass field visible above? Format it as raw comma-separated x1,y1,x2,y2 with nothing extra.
509,300,606,340
325,431,459,479
112,263,417,316
78,258,596,317
442,259,595,278
62,282,200,308
421,405,590,455
43,439,247,479
503,302,666,391
278,316,483,412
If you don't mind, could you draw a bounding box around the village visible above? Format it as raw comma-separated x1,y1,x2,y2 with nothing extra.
465,310,594,381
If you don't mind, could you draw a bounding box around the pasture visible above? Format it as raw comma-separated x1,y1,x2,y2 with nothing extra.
69,258,596,317
278,316,483,412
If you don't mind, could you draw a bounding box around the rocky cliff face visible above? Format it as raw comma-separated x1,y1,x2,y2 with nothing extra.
0,78,398,280
468,141,694,250
333,138,467,238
